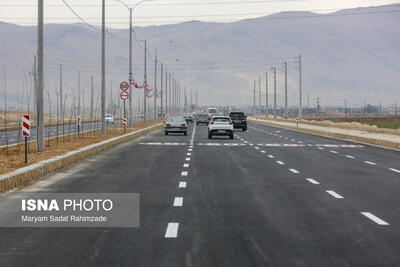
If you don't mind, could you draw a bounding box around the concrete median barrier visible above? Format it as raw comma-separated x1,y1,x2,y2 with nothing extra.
0,123,162,193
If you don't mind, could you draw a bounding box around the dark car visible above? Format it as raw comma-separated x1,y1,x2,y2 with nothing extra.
229,112,247,131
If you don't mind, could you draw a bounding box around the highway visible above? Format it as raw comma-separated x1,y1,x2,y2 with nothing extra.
0,121,399,266
0,119,124,147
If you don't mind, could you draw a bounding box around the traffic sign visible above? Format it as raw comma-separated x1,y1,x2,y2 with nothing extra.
120,81,129,91
122,116,127,126
120,91,129,100
22,114,30,137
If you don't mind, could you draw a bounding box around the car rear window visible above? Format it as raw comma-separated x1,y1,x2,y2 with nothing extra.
230,113,245,119
168,117,185,122
213,117,230,123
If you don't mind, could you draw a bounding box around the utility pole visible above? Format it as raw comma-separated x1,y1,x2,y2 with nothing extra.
59,64,63,135
298,54,303,120
195,91,198,106
160,62,163,117
154,48,157,120
168,74,171,115
36,0,44,151
344,99,347,117
101,0,106,134
395,102,398,117
271,67,277,119
190,89,193,109
253,79,256,115
258,75,261,112
265,72,268,118
128,7,133,128
90,76,94,121
284,61,288,118
143,40,147,124
317,97,321,117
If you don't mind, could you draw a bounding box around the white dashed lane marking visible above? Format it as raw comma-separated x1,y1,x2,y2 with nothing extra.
326,190,344,199
345,155,355,159
165,223,179,238
268,155,275,158
364,161,376,165
276,161,285,165
361,212,389,225
330,150,338,154
289,169,300,174
389,168,400,173
306,178,320,185
181,171,188,176
173,197,183,207
183,163,189,168
186,153,191,156
179,181,187,188
261,150,266,153
185,158,190,161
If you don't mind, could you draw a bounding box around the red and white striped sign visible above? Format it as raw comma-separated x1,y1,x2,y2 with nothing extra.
122,116,127,126
22,114,30,137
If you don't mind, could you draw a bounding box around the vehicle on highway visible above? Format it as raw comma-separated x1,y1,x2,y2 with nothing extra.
183,113,193,123
229,111,247,131
208,116,234,139
165,116,188,136
105,114,114,124
207,107,218,120
196,112,209,125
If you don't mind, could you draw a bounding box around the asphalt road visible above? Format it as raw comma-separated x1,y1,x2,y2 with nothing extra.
0,121,399,266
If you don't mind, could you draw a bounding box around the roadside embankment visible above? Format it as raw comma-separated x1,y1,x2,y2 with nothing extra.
249,117,400,151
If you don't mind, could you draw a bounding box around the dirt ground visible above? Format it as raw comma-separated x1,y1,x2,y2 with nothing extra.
0,120,162,175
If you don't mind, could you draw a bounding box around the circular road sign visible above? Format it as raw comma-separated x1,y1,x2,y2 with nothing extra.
120,91,129,100
120,81,129,91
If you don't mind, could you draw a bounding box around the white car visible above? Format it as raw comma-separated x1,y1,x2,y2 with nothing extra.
208,116,234,139
105,114,114,124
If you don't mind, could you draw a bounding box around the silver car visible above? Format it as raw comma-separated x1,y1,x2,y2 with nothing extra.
165,116,188,136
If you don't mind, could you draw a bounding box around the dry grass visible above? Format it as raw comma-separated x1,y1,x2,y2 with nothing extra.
0,120,162,175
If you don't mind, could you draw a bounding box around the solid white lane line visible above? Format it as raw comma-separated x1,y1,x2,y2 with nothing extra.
330,150,338,154
306,178,320,185
183,163,189,168
185,158,191,161
268,155,274,158
173,197,183,206
187,153,191,156
179,181,187,188
289,168,299,174
364,161,376,165
181,171,188,176
326,190,344,199
389,168,400,173
165,223,179,238
276,161,285,165
361,212,389,225
345,155,355,159
261,150,266,153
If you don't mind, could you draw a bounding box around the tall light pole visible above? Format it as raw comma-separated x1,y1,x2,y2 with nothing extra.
160,62,163,117
128,7,133,127
36,0,44,151
271,67,277,119
265,71,268,118
284,61,288,118
298,54,303,120
154,48,157,119
143,40,147,124
101,0,106,134
253,80,256,115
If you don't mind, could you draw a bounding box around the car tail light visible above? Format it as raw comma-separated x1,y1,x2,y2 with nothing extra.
181,123,186,127
229,120,233,125
242,117,247,121
210,121,214,125
166,123,171,127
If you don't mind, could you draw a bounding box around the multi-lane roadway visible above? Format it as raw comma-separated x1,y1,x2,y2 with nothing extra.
0,121,399,266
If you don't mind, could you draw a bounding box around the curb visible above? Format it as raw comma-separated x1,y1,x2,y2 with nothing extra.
250,119,400,151
0,123,163,193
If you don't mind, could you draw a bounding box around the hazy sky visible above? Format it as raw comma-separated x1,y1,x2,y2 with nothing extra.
0,0,399,28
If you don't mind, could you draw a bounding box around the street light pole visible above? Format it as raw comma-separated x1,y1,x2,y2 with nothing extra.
128,7,133,127
101,0,106,134
271,67,277,119
154,48,157,120
36,0,44,151
143,40,147,124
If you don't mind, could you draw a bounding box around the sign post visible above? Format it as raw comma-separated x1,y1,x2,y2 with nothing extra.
296,116,299,126
120,82,130,133
22,114,30,163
